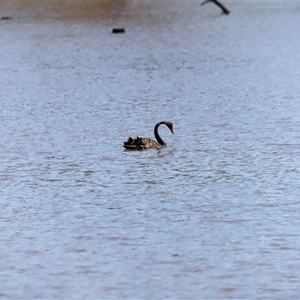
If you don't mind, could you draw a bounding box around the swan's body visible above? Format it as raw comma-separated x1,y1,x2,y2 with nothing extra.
124,121,174,150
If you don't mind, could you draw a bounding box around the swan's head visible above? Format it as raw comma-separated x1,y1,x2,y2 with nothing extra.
164,121,174,134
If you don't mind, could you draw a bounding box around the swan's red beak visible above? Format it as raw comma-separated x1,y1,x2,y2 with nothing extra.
170,127,174,134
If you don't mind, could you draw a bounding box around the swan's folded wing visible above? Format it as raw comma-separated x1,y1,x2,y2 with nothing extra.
123,136,144,150
124,137,163,150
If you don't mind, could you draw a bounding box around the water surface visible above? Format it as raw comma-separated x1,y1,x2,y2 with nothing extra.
1,1,300,298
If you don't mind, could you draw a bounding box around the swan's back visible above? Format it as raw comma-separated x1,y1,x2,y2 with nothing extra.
124,137,165,150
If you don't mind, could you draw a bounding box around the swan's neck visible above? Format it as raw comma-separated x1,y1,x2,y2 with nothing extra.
154,122,166,145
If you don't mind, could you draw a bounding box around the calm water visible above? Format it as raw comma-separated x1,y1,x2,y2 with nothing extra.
1,1,300,298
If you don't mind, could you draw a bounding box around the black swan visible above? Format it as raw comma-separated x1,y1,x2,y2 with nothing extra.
124,120,174,150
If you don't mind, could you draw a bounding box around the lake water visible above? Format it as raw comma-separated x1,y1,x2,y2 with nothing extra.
1,1,300,298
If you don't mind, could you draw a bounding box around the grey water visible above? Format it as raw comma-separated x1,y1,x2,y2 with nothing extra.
1,1,300,298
